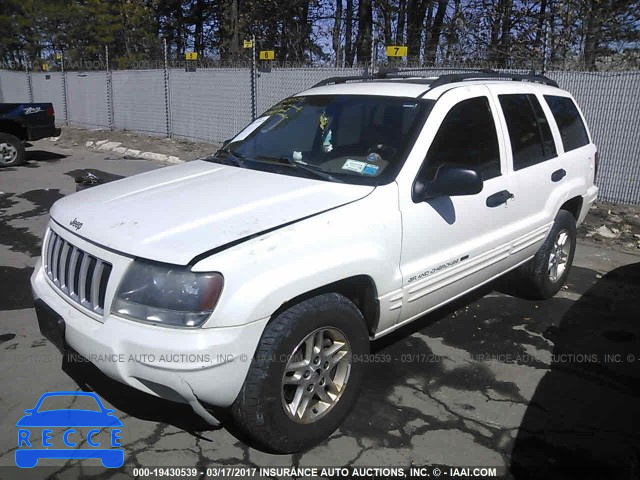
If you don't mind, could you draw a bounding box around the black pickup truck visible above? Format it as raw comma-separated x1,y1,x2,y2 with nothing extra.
0,103,61,167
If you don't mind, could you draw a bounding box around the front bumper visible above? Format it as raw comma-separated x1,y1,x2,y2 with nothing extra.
31,257,268,410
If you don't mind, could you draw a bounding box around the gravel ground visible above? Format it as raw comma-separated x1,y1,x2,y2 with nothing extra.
579,201,640,253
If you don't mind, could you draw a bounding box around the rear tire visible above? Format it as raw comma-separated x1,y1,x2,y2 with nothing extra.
231,293,369,453
0,133,26,167
520,210,577,299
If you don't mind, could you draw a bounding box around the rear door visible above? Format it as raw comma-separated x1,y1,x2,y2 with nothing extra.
488,86,564,260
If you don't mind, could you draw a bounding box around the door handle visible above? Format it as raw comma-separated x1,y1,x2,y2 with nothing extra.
551,169,566,182
486,190,514,207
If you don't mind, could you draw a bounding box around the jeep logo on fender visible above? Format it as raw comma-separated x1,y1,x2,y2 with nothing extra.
69,218,83,230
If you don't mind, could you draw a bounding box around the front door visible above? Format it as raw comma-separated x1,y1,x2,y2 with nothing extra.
396,85,519,326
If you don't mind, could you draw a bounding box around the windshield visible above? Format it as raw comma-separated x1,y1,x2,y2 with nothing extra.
214,95,433,185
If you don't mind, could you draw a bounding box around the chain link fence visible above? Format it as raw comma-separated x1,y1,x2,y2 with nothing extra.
0,65,638,205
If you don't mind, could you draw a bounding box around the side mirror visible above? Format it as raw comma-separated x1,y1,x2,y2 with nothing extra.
413,165,483,202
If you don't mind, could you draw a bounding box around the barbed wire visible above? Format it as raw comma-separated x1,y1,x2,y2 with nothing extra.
1,46,638,73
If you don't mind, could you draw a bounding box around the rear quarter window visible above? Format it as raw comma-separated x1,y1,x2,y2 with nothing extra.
544,95,590,152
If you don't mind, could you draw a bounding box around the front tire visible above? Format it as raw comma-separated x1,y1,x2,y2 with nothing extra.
520,210,577,299
231,293,369,453
0,133,26,167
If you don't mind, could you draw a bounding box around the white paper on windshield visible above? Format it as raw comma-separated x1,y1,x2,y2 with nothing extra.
230,116,269,143
342,159,367,173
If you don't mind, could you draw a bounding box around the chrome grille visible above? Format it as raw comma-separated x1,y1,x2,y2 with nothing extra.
44,229,112,315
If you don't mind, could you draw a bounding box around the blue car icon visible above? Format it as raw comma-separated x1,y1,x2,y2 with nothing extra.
16,391,124,468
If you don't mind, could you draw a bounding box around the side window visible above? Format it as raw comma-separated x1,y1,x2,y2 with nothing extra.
544,95,590,152
529,95,557,159
499,94,556,171
421,96,501,181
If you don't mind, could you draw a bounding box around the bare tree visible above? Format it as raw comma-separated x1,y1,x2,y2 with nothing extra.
345,0,355,65
424,0,447,64
376,0,394,47
583,1,605,70
333,0,343,66
444,0,462,62
406,0,429,63
356,0,373,64
396,0,407,44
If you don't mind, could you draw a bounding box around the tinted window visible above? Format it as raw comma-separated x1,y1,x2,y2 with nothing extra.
499,94,557,170
421,97,501,181
544,95,590,151
529,96,557,158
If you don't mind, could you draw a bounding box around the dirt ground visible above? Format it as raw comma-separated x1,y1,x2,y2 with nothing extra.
579,201,640,253
50,127,220,161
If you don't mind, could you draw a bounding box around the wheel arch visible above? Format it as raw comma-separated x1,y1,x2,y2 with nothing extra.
559,196,583,220
271,275,380,336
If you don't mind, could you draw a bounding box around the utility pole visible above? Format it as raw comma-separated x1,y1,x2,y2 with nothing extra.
105,45,114,131
60,49,68,125
24,52,33,103
163,38,172,138
542,14,550,74
370,28,376,76
250,33,257,121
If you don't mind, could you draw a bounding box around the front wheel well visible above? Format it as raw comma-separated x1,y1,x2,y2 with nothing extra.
271,275,379,336
560,196,583,220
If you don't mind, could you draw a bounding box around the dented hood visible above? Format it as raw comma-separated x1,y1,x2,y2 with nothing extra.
50,160,373,265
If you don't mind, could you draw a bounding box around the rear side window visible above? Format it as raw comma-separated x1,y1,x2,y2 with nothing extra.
544,95,590,152
499,94,557,171
422,96,501,181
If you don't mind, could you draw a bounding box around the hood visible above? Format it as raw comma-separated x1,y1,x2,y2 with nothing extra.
51,160,373,265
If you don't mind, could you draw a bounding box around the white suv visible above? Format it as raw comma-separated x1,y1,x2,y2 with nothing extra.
32,71,598,452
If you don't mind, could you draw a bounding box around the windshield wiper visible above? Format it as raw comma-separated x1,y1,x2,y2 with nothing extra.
255,155,343,183
208,148,249,167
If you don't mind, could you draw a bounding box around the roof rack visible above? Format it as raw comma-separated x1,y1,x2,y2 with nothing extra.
312,67,496,88
427,71,558,89
312,68,558,89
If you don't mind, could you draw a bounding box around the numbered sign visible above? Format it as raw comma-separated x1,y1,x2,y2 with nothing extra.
243,40,253,49
185,52,198,60
259,50,275,60
386,46,408,57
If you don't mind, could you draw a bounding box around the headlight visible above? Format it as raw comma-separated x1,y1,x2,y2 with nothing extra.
111,260,224,327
